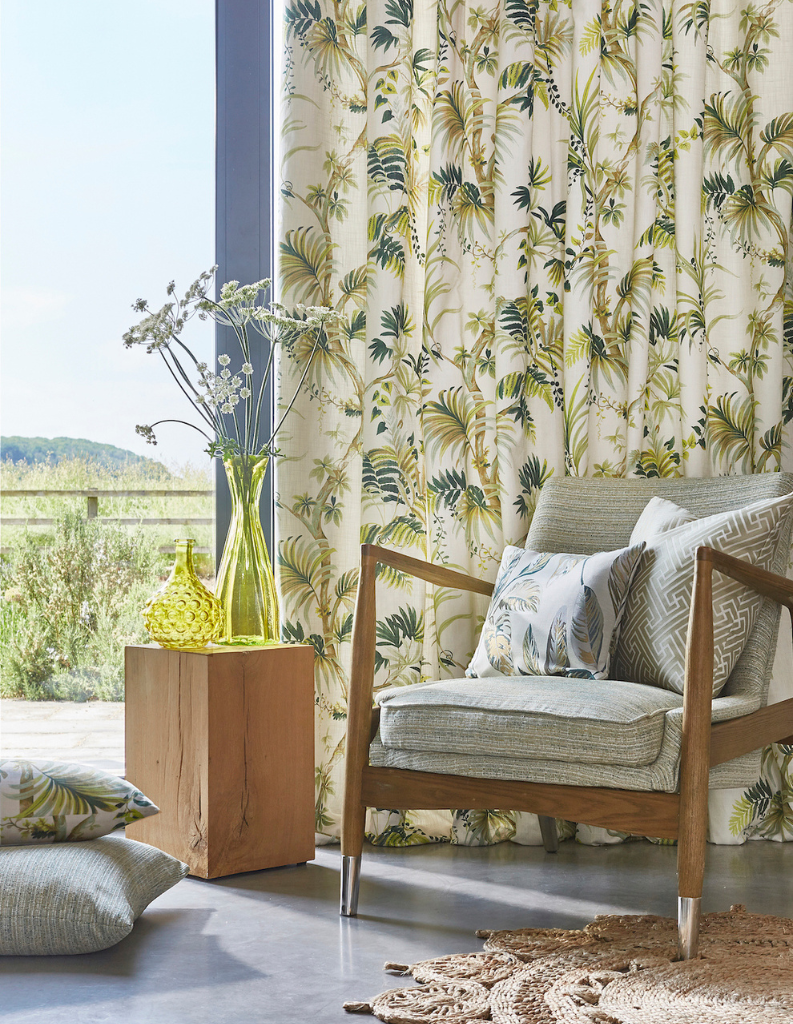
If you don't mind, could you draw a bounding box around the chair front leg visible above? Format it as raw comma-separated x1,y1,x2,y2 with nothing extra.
341,547,378,917
676,550,714,959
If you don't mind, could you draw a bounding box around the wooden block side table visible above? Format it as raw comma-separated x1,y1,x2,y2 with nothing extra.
124,643,315,878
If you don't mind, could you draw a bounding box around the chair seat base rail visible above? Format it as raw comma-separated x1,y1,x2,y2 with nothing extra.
360,766,680,840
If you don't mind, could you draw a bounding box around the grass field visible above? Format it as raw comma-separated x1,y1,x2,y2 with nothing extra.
1,457,214,701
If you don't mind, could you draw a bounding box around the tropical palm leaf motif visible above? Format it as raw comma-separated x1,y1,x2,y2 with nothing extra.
570,585,604,675
0,760,157,845
279,0,793,844
544,607,570,675
501,592,541,613
548,555,586,581
522,624,543,676
483,615,513,674
6,763,135,817
453,809,517,845
608,543,645,616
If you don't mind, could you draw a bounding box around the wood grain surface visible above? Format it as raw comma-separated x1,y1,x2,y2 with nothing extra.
361,766,681,840
125,644,315,878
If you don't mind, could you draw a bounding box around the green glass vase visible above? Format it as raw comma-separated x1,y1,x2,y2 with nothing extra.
143,538,223,649
215,454,280,645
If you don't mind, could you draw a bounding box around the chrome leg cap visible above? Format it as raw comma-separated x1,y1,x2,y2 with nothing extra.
678,896,701,960
340,855,361,917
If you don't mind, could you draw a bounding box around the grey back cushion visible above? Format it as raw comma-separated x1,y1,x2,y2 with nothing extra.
527,475,793,706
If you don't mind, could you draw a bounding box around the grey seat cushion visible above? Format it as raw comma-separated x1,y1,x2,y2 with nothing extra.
372,683,760,793
376,677,683,768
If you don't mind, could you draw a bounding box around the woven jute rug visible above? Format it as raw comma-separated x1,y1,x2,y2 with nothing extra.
343,905,793,1023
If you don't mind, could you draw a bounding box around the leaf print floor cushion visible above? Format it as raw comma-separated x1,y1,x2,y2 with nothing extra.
0,834,187,954
0,759,158,846
615,492,793,697
466,544,645,680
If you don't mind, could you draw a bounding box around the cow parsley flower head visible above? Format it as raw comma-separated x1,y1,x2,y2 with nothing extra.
124,267,347,459
135,424,157,445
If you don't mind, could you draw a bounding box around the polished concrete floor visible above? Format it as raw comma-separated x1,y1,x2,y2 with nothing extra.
1,837,791,1024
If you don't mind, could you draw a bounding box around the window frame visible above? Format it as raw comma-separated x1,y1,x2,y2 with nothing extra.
214,0,275,560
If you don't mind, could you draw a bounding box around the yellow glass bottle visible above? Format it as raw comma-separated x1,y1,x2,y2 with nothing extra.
143,539,223,649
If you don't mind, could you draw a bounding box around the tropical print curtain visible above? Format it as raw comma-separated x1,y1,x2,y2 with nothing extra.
277,0,793,847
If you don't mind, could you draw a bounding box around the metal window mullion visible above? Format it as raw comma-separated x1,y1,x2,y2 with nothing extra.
215,0,275,565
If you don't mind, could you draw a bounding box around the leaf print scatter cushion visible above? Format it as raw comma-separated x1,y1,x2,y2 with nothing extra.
466,544,645,680
0,759,158,846
616,493,793,697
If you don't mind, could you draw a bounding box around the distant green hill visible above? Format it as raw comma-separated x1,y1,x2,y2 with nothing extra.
1,436,165,470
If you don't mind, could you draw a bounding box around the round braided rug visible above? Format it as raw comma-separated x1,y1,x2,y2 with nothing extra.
344,905,793,1023
382,951,521,987
478,926,595,961
544,951,793,1023
586,904,793,952
489,949,660,1024
343,979,490,1022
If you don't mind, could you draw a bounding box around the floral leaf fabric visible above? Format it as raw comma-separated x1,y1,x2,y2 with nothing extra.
0,760,158,846
467,545,643,679
570,585,605,674
278,0,793,844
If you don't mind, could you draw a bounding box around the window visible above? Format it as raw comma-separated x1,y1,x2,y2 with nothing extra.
1,2,216,766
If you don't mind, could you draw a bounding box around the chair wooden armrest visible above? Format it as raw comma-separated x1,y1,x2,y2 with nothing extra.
695,545,793,761
702,545,793,610
360,543,494,597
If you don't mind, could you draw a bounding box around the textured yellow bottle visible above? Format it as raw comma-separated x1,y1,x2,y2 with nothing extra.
143,539,223,649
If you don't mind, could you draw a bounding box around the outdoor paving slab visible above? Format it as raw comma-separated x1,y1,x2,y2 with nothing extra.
0,700,125,772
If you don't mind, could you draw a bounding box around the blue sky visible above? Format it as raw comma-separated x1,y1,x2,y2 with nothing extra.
1,1,216,468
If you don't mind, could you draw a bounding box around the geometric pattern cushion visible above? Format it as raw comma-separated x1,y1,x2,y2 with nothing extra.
0,759,158,846
614,493,793,696
466,544,644,680
0,835,187,954
629,495,697,542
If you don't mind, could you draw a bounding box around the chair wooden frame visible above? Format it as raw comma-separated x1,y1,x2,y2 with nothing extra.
341,542,793,957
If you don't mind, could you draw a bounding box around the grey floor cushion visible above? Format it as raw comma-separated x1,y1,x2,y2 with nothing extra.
0,834,187,955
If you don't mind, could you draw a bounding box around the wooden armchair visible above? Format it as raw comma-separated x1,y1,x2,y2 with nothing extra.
340,478,793,959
